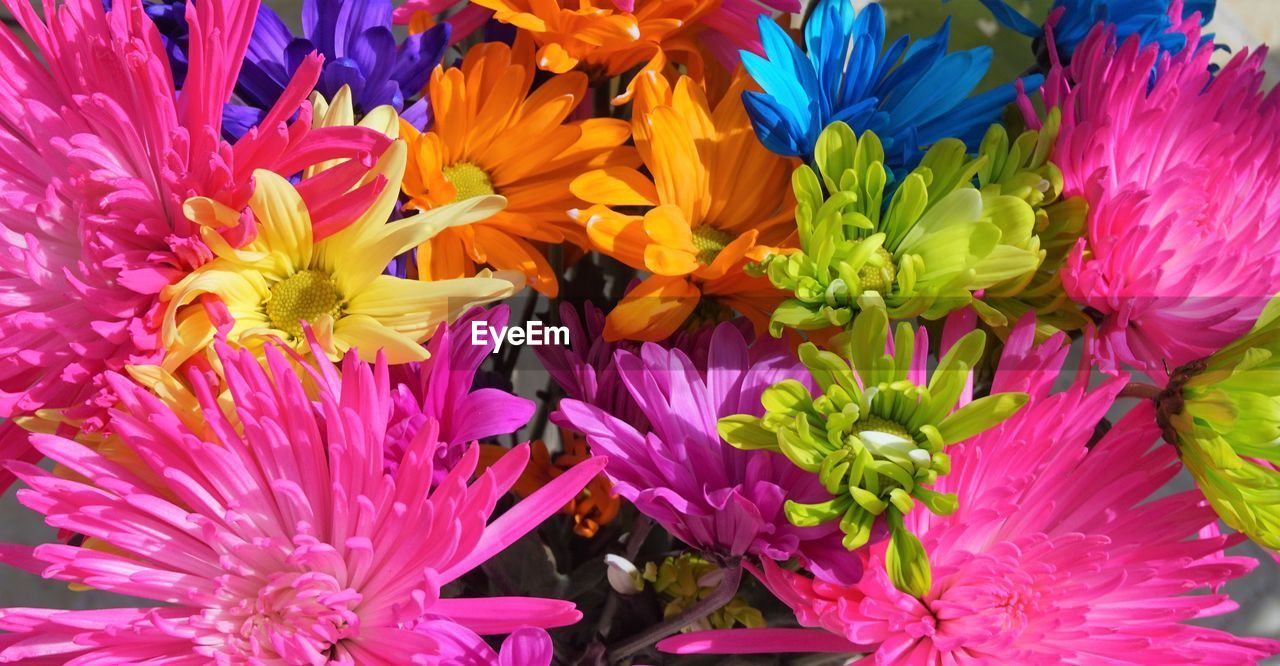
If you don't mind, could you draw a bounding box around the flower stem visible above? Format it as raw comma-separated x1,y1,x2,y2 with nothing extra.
606,562,743,663
1118,382,1163,401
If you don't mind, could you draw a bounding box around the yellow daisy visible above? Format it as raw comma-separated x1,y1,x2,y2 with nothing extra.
161,140,520,365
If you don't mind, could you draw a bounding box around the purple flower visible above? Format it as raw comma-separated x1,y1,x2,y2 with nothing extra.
230,0,450,136
556,322,864,585
385,305,535,485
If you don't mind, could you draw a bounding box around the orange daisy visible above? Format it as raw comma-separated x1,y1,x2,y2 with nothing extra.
400,37,636,297
570,70,796,341
468,0,718,98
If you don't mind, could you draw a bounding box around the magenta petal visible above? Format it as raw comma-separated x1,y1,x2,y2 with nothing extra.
499,627,553,666
439,455,608,581
433,597,580,633
657,628,868,654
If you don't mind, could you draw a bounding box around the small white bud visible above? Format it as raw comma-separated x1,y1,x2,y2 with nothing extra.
605,554,644,595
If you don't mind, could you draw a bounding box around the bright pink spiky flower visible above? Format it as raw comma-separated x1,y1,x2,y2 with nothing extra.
0,340,603,664
660,316,1280,664
1031,1,1280,375
0,0,393,490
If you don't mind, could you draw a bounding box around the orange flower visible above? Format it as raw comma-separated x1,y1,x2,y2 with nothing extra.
468,0,717,98
478,432,620,538
400,37,636,297
570,70,796,341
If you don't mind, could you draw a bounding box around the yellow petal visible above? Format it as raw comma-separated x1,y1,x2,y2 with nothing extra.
249,169,313,269
324,195,507,295
345,274,519,340
333,313,431,363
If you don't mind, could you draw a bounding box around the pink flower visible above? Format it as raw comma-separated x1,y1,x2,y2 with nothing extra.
660,316,1280,664
385,305,536,484
0,0,393,490
556,322,864,585
1033,1,1280,374
0,340,604,664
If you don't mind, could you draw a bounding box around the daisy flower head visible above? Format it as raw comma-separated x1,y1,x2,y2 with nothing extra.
1158,295,1280,550
571,70,796,342
162,139,522,366
1041,12,1280,374
757,122,1043,336
664,315,1280,664
400,37,635,297
719,295,1027,595
0,339,606,664
556,321,867,586
973,0,1215,63
0,0,392,489
741,0,1040,169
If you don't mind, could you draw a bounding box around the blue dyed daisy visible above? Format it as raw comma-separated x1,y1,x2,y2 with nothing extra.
740,0,1038,174
969,0,1215,60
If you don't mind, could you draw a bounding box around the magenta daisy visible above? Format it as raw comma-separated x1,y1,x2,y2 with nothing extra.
0,0,393,490
0,340,604,663
660,316,1280,664
556,321,864,586
385,305,536,484
1034,3,1280,374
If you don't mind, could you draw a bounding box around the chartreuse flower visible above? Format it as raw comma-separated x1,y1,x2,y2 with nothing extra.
968,110,1090,339
755,122,1042,336
1162,295,1280,549
643,554,765,632
718,295,1028,596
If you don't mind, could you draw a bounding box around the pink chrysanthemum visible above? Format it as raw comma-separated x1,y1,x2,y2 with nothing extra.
556,321,864,585
0,340,604,664
0,0,393,489
661,316,1280,664
1032,1,1280,374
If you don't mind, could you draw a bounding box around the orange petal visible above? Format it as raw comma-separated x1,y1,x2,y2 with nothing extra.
571,167,658,207
603,276,700,342
698,229,759,280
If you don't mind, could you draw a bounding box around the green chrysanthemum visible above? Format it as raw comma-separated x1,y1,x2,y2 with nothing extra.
718,294,1028,596
755,122,1043,336
1161,295,1280,549
968,110,1090,339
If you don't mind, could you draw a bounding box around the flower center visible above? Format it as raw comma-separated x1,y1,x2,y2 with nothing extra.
267,270,342,339
856,414,914,441
443,162,495,201
230,571,361,661
691,225,735,265
858,247,897,293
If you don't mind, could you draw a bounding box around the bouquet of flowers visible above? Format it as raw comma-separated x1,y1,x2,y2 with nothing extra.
1,0,1279,662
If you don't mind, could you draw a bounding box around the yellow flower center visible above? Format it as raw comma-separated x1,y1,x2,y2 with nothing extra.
858,247,897,293
267,270,342,338
856,414,914,441
691,225,735,265
443,162,495,202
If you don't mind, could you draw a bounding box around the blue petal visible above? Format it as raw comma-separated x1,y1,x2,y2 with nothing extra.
962,0,1043,36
